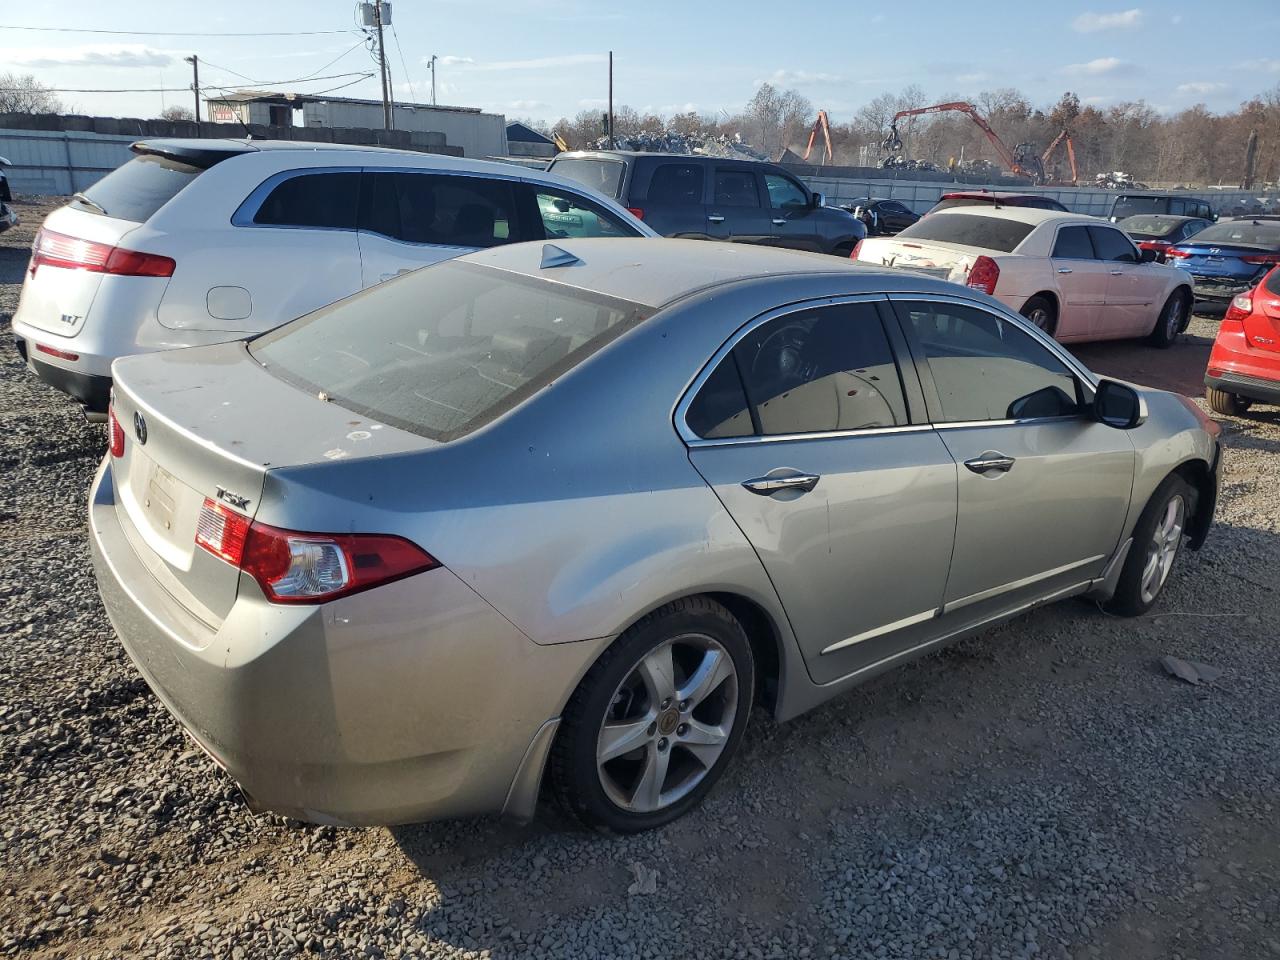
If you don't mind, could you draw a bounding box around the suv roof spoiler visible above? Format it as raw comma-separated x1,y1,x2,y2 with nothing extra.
130,139,258,169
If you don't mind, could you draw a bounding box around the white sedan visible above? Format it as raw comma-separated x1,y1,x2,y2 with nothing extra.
854,207,1194,346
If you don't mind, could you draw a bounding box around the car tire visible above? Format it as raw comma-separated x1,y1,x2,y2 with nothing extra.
1020,295,1058,336
1206,386,1252,416
1148,291,1189,349
1105,474,1194,617
549,596,755,833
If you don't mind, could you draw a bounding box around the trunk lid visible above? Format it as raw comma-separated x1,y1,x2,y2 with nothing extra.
108,342,433,624
14,205,143,337
1172,242,1272,281
855,237,988,283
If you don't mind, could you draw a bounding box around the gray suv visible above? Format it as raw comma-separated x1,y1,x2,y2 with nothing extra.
548,151,865,256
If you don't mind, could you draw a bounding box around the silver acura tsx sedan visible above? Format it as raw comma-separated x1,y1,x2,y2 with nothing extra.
90,238,1221,833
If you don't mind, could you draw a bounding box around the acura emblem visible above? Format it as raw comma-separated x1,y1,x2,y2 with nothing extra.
133,411,148,445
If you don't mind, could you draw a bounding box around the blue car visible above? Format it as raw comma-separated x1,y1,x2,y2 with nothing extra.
1167,217,1280,309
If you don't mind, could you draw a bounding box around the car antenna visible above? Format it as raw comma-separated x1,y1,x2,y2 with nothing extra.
540,244,581,268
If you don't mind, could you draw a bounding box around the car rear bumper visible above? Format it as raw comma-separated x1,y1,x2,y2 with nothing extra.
1189,276,1255,303
89,458,603,826
1205,370,1280,406
1206,324,1280,406
26,353,113,412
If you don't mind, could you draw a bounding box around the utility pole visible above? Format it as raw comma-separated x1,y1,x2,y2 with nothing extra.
372,2,392,129
607,51,614,149
428,54,438,106
184,55,201,123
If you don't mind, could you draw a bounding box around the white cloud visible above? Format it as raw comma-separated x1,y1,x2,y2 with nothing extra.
446,53,606,72
1073,8,1144,32
762,69,843,86
956,72,988,84
1240,58,1280,73
508,99,546,111
1062,57,1131,76
1176,81,1228,95
435,55,474,66
1171,13,1182,23
0,43,173,68
577,97,608,108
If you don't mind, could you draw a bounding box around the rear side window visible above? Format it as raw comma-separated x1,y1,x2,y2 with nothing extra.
254,172,359,229
547,158,625,199
714,170,760,208
252,261,650,441
716,302,907,436
1265,268,1280,297
895,213,1034,253
360,172,516,247
76,155,203,223
1088,226,1139,263
534,187,638,239
1052,226,1096,259
686,356,753,439
646,163,704,205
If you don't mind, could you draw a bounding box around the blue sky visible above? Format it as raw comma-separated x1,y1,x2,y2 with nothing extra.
2,2,1279,125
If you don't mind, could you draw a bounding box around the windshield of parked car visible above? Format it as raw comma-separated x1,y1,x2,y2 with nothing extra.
252,261,652,441
1119,216,1181,239
1112,196,1166,219
548,158,626,199
894,213,1035,253
1187,220,1280,248
73,154,205,222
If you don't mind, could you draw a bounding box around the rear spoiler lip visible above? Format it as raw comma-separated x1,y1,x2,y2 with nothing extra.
129,139,258,169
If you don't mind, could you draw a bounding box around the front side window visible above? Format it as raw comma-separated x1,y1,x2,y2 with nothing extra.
534,188,637,239
902,302,1079,423
1088,226,1140,263
252,261,650,441
253,172,359,229
730,302,908,436
1052,226,1096,259
714,170,761,208
360,172,518,247
763,174,808,209
646,163,705,205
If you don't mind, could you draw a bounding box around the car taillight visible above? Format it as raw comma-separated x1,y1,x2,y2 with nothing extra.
1224,291,1254,323
849,239,863,260
31,227,175,278
108,406,126,458
626,207,645,220
1138,240,1170,250
195,498,439,604
1164,247,1191,259
1240,253,1280,265
966,255,1000,295
35,343,80,361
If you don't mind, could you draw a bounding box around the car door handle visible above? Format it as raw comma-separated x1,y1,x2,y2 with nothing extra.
964,453,1016,474
1057,268,1072,274
742,473,820,495
1110,269,1123,276
772,218,787,225
708,214,725,223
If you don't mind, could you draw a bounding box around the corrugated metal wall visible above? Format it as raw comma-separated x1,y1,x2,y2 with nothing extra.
0,128,137,195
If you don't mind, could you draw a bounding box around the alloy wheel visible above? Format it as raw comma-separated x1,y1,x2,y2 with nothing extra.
596,634,739,814
1139,495,1185,605
1167,297,1184,339
1027,306,1051,330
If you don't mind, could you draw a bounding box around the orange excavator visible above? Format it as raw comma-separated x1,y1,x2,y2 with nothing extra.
882,101,1046,182
1041,128,1079,185
802,109,834,164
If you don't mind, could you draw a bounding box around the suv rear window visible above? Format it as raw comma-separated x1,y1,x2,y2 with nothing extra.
74,155,204,222
252,261,651,441
548,158,625,199
895,213,1034,253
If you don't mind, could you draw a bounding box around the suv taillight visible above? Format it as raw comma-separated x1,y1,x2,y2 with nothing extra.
108,405,126,458
31,228,175,278
1224,291,1254,323
195,499,439,604
849,239,863,260
966,255,1000,295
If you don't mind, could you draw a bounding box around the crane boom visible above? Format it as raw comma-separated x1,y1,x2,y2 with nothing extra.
882,101,1040,181
1041,129,1079,185
802,110,834,164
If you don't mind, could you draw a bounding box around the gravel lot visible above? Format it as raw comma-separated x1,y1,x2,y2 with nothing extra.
2,195,1278,960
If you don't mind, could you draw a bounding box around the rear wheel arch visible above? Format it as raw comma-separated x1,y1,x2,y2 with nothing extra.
1020,291,1059,333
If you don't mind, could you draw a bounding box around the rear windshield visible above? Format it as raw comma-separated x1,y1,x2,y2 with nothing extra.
895,213,1035,253
548,158,625,199
1112,196,1167,219
1189,220,1280,248
929,197,994,212
1119,215,1179,238
252,260,651,441
74,154,204,222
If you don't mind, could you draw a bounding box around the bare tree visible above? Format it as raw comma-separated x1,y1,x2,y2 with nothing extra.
0,72,62,114
159,105,194,122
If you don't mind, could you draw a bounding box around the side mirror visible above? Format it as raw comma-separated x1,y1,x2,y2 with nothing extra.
1093,379,1146,429
1140,247,1159,263
812,192,825,208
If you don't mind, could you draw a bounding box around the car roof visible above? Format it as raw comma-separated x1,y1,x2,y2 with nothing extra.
457,237,961,309
929,205,1096,227
941,192,1046,202
553,150,775,167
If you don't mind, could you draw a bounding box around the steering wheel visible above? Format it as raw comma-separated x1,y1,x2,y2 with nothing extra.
750,321,814,390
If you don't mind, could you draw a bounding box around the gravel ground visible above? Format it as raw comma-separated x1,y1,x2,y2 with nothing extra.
2,196,1278,960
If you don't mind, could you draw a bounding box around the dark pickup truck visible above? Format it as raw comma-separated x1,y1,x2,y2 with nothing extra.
548,151,865,256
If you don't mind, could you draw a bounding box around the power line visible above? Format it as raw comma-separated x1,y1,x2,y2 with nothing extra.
0,72,375,95
198,39,368,89
389,24,418,105
0,23,356,37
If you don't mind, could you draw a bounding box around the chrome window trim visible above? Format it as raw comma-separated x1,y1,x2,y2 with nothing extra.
674,293,910,447
231,166,365,230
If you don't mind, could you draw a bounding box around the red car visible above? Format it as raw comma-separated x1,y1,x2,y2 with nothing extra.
1204,266,1280,414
